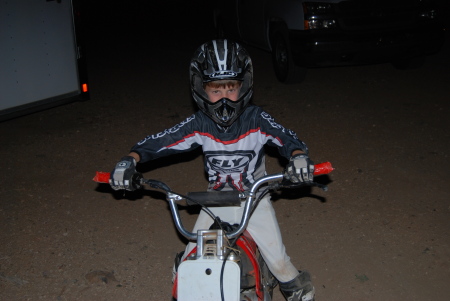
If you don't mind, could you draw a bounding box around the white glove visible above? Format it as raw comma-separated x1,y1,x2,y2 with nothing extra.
109,156,141,191
285,154,314,183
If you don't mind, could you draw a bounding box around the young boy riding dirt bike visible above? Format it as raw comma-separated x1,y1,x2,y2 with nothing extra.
109,39,315,301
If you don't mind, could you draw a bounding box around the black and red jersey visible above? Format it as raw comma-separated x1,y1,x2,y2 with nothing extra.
131,105,308,191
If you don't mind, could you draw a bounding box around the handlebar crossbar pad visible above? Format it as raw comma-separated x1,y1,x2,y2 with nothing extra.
186,191,242,207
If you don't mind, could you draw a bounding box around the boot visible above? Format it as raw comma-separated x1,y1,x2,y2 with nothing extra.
279,271,315,301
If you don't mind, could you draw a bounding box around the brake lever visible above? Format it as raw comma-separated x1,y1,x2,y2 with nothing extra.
141,178,172,193
279,179,328,191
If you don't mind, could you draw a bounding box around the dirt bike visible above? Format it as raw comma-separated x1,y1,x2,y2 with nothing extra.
93,162,333,301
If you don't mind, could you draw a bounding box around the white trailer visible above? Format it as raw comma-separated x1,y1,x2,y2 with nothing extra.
0,0,89,121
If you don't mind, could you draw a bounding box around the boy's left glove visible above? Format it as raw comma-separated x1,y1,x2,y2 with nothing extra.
285,154,314,183
109,156,142,191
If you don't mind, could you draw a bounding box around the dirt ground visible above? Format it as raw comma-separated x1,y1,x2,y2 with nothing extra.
1,1,449,300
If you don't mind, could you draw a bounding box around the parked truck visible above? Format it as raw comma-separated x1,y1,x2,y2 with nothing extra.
214,0,445,83
0,0,89,121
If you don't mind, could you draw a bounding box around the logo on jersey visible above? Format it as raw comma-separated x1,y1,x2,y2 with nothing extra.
261,112,299,140
137,115,196,145
204,150,255,173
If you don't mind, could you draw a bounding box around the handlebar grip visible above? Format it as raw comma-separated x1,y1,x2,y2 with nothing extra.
313,162,334,176
93,171,110,183
186,191,242,207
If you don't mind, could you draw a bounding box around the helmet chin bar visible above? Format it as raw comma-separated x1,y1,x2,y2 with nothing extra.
213,98,237,126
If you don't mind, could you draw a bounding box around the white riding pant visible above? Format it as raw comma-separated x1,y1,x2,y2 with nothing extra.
181,195,299,283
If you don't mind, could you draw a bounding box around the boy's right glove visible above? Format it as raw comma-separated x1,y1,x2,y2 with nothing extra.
109,156,142,191
284,154,314,183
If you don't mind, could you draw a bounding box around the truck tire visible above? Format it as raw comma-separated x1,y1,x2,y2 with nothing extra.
271,31,307,84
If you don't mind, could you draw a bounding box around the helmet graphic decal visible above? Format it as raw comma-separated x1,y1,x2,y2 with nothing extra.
209,71,238,79
213,39,228,71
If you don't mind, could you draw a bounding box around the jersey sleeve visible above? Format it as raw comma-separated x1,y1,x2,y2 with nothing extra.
258,109,308,159
130,113,203,162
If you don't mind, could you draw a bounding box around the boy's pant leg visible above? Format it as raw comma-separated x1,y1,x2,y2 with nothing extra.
246,196,299,282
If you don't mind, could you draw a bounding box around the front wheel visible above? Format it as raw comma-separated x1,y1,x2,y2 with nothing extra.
259,253,278,299
271,32,307,84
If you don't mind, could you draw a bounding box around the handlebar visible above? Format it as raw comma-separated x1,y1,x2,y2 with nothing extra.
93,162,333,241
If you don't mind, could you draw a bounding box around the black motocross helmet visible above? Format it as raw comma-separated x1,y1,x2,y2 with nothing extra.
190,39,253,127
